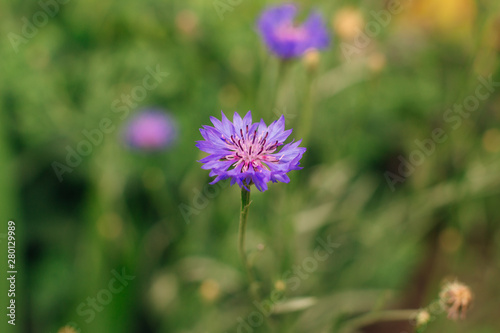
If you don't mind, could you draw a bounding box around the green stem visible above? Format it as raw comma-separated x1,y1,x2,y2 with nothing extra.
238,186,277,333
297,68,317,144
339,309,419,333
238,186,254,288
273,59,291,112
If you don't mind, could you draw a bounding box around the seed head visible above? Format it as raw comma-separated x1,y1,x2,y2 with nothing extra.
439,280,473,320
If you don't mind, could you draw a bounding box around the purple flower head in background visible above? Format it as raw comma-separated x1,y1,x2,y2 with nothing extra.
196,111,306,192
257,3,330,58
124,109,177,151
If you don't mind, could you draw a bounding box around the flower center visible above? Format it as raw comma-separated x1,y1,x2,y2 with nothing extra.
274,23,308,43
222,126,280,172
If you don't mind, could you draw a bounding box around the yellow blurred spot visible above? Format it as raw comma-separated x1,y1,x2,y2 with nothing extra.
57,326,78,333
96,212,123,240
402,0,476,40
218,84,241,108
332,7,364,40
199,279,220,302
482,129,500,153
439,228,462,253
274,280,286,292
175,10,199,38
149,272,178,312
367,52,386,73
142,167,165,191
302,50,320,72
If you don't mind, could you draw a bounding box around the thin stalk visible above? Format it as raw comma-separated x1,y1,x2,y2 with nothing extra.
238,186,255,291
238,186,277,333
273,59,292,113
339,309,419,333
297,67,317,144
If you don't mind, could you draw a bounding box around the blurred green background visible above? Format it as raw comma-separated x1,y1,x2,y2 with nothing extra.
1,0,500,332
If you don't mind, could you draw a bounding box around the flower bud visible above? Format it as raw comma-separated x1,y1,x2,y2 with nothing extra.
416,309,431,327
302,50,320,72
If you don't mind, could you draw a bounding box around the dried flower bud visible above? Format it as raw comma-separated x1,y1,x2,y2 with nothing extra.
439,280,473,320
302,50,320,72
416,310,431,327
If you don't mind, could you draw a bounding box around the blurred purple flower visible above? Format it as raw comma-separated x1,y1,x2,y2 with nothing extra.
124,109,177,151
257,4,330,58
196,111,306,192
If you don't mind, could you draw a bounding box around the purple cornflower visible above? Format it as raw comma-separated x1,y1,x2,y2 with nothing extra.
124,109,177,151
196,111,306,192
257,4,330,59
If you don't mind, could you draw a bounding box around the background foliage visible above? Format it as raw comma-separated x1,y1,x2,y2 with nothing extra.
1,0,500,332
